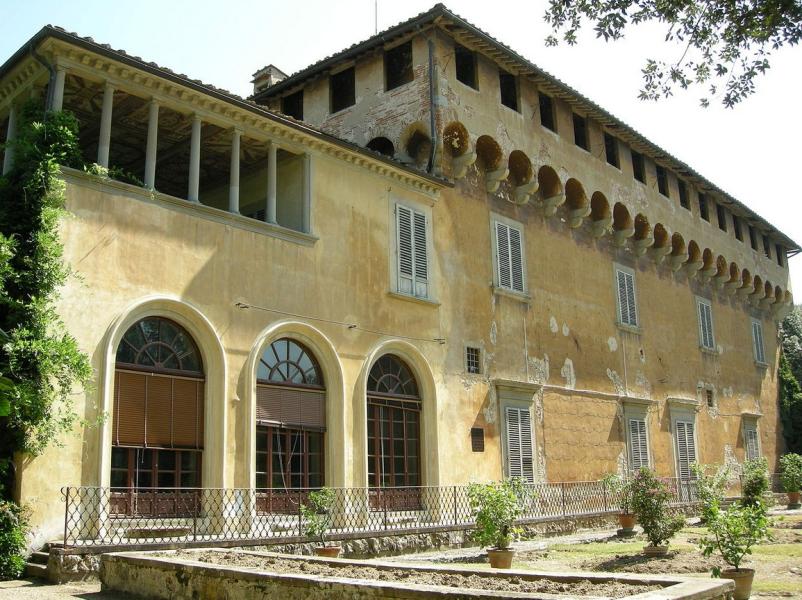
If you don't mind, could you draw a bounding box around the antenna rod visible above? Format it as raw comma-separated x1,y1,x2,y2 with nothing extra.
375,0,378,34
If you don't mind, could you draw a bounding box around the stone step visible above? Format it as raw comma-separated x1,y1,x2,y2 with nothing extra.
29,551,49,565
24,562,48,579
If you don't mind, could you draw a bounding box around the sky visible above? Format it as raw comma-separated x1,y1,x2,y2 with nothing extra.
3,0,801,294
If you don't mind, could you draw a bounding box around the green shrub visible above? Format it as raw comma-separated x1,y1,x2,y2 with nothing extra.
630,467,685,547
601,473,634,514
300,488,337,546
0,500,28,580
779,453,802,493
691,462,731,523
699,502,770,575
467,478,528,549
741,457,770,507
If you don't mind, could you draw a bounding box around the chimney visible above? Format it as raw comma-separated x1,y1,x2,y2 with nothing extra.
251,65,289,94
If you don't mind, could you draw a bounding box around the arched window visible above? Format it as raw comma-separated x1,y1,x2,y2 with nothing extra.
255,339,325,496
111,317,204,514
367,355,421,491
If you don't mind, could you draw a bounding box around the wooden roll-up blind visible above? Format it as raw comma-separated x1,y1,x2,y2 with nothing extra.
113,370,204,449
256,384,325,430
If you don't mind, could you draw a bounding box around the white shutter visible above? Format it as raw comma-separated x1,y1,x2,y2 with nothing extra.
509,226,524,293
745,427,759,460
505,406,535,483
698,301,714,349
396,204,429,298
617,270,638,327
628,418,649,470
675,420,697,480
752,321,765,364
519,408,535,482
496,222,512,289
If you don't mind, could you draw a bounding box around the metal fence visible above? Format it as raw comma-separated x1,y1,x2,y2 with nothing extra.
60,477,705,549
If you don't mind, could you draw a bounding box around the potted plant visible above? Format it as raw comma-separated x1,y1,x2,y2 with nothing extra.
300,487,341,558
630,467,685,556
699,502,770,600
741,457,770,508
779,453,802,509
467,478,527,568
691,462,731,523
601,473,636,534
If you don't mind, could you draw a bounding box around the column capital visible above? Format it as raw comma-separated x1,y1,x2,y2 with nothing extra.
103,81,116,92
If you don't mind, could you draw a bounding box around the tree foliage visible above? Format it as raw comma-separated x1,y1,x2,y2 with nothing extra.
629,467,685,547
699,502,770,574
544,0,802,107
780,307,802,454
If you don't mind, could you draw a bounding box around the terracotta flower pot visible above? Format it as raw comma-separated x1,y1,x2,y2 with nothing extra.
720,568,755,600
487,548,515,569
642,544,669,557
313,545,342,558
787,491,800,509
618,513,636,531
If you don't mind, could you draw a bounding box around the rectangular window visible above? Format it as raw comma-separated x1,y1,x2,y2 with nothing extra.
330,67,355,113
717,204,728,232
677,181,689,209
628,418,649,471
281,90,303,121
604,132,619,167
572,113,588,150
499,69,518,111
631,150,645,183
699,193,710,222
776,244,785,267
396,203,429,299
752,319,766,364
615,267,638,327
674,420,697,480
385,41,413,90
494,220,525,293
697,298,715,350
470,427,485,452
762,235,772,259
706,389,715,408
539,93,556,131
749,226,758,251
466,346,481,374
732,214,743,241
656,165,669,197
744,425,760,460
454,43,477,89
505,406,534,482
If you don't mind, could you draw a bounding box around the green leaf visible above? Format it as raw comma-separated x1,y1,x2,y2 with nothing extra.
0,397,10,417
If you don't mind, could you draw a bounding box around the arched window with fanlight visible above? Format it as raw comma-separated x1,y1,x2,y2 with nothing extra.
367,354,421,491
255,338,325,495
111,317,204,514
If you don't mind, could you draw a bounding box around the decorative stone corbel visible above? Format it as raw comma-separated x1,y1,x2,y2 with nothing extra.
485,167,509,193
723,279,740,295
697,264,717,283
759,294,775,310
542,193,565,217
632,235,654,256
749,288,766,306
512,179,538,205
590,216,612,238
667,252,689,272
683,259,703,278
568,204,591,228
613,226,635,247
649,244,672,265
451,150,477,179
772,299,792,320
736,281,753,298
713,270,730,288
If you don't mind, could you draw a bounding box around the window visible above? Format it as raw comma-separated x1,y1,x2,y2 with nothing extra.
762,235,771,259
615,266,638,328
470,427,485,452
705,389,715,408
539,93,556,131
749,226,758,250
385,41,413,90
493,218,525,293
674,419,697,480
752,319,766,364
281,90,303,121
330,67,355,113
627,417,649,471
504,406,534,482
466,346,481,374
110,448,202,491
396,203,429,299
604,132,619,167
717,204,728,231
656,165,669,197
732,214,743,241
776,244,785,267
572,113,588,150
697,298,715,351
744,423,760,460
454,43,477,89
631,150,645,183
699,193,710,222
499,69,518,111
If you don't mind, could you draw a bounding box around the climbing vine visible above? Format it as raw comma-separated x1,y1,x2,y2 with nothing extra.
0,99,92,498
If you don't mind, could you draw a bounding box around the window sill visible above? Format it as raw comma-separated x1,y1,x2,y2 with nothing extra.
616,322,641,335
387,291,440,307
699,346,719,356
754,360,769,369
329,103,355,116
500,103,521,115
492,286,531,303
540,125,559,137
456,79,479,93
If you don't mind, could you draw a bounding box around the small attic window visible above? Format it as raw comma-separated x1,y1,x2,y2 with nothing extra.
732,214,743,241
455,43,477,89
678,180,690,210
749,226,758,251
656,165,669,197
539,93,556,131
385,41,413,91
499,69,518,111
776,244,785,267
572,113,588,150
717,204,728,232
631,150,645,183
699,193,710,221
762,235,771,259
330,67,355,113
281,90,303,121
604,133,619,168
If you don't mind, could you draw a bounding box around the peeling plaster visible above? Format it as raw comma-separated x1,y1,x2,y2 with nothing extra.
724,445,741,481
607,337,618,352
716,344,724,355
607,369,626,395
561,323,570,337
560,358,576,389
490,321,497,345
722,387,734,398
528,354,550,385
616,450,628,477
535,388,544,423
549,316,559,334
639,348,646,363
537,452,547,481
634,371,652,398
484,385,498,424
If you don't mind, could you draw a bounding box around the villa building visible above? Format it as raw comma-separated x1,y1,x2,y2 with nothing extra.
0,4,796,544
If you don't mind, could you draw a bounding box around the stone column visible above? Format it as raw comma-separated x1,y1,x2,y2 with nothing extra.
228,128,241,214
265,142,277,223
144,100,159,189
51,66,67,111
2,104,17,175
302,153,312,233
188,115,202,202
97,83,115,167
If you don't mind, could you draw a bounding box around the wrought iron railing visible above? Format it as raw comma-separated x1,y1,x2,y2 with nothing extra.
60,477,708,548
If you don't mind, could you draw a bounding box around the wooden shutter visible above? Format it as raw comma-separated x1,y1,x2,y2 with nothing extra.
628,418,649,470
519,408,534,482
752,321,765,363
256,384,325,430
505,406,534,482
509,226,524,293
145,375,173,447
496,222,512,289
173,379,203,449
675,420,697,480
745,427,759,460
617,270,637,326
397,204,428,298
413,210,428,298
698,301,714,349
114,371,146,446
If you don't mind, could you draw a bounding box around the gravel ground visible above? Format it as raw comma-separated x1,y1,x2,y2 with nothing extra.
0,579,139,599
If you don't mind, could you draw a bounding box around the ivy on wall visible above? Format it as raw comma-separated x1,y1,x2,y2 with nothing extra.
0,100,92,499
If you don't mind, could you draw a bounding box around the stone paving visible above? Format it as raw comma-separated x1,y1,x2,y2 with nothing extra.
0,578,137,599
